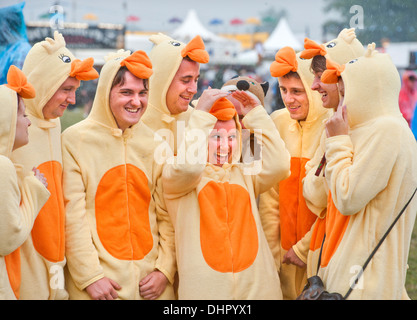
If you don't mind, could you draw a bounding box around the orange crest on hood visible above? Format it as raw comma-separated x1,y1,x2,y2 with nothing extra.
209,97,237,121
270,46,298,78
300,38,327,59
321,59,345,84
5,65,36,99
181,35,210,64
69,57,100,80
121,50,153,79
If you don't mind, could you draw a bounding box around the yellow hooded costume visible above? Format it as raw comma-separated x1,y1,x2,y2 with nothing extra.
258,46,332,299
0,66,50,299
300,29,365,280
62,49,175,300
315,44,417,299
141,33,209,155
11,31,98,300
162,97,290,299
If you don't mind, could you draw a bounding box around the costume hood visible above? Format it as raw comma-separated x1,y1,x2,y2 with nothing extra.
341,43,402,128
270,46,328,126
22,31,98,120
301,28,364,65
147,33,209,116
87,49,153,133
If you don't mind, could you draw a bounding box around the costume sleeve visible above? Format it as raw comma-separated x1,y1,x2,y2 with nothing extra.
62,138,104,290
292,228,312,264
162,109,217,199
258,184,281,272
0,158,50,256
242,106,291,197
324,127,399,216
303,131,328,218
153,170,176,284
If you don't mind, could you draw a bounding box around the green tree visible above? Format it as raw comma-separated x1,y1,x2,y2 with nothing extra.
323,0,417,46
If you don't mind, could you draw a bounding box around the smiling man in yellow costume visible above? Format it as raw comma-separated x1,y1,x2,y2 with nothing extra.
300,29,364,281
62,49,176,300
258,46,331,300
10,31,99,300
163,87,290,299
0,66,50,299
141,34,209,156
314,44,417,299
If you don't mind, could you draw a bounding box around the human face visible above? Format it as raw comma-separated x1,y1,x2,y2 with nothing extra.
207,119,238,167
279,76,309,121
166,59,199,115
13,96,31,151
109,70,148,132
311,71,340,110
42,77,80,119
338,77,345,98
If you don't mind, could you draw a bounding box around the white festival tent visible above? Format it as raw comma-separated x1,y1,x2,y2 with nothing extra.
263,17,303,55
171,9,242,64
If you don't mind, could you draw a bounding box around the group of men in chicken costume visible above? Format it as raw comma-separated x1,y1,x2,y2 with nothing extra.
1,23,416,300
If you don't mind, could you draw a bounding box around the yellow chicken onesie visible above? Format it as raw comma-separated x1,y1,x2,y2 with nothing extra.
258,46,331,300
62,49,175,300
300,28,365,280
163,97,290,299
141,33,209,155
0,66,50,299
316,44,417,300
11,31,98,300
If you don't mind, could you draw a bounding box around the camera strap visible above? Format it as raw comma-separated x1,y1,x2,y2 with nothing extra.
343,187,417,299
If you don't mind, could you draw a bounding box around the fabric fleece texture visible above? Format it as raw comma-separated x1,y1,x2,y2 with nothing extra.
141,33,207,155
301,29,365,281
0,82,50,300
316,45,417,299
163,105,291,299
258,48,332,300
10,31,81,300
62,49,175,300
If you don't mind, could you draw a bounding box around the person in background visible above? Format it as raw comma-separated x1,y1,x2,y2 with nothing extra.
0,65,50,299
399,70,417,127
11,31,99,300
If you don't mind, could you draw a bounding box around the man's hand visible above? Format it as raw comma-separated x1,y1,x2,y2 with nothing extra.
85,277,121,300
32,167,48,188
325,104,348,137
139,270,169,300
195,88,229,113
282,247,306,268
230,90,261,116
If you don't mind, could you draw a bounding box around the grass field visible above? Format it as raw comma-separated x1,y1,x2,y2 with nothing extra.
406,219,417,299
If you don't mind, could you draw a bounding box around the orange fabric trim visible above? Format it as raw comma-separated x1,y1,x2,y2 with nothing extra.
5,65,35,99
279,157,318,251
120,50,153,79
95,164,153,260
181,35,210,64
320,192,350,267
198,181,258,273
69,58,99,81
4,248,21,299
270,46,298,78
321,59,345,84
209,97,236,121
32,161,65,262
300,38,327,60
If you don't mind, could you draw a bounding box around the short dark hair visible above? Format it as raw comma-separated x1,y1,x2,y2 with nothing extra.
111,66,149,90
281,71,301,80
310,55,327,74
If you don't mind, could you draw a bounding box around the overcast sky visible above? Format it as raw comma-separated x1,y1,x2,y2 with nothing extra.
1,0,340,41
